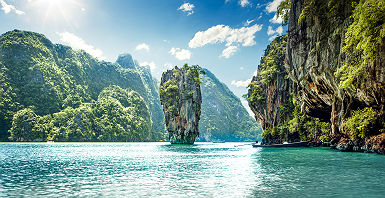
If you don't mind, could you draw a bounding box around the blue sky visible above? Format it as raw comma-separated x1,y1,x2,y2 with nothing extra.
0,0,286,115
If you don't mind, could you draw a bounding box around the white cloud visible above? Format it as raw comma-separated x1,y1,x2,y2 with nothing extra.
267,26,284,40
220,45,239,59
169,47,192,61
178,3,194,16
231,78,251,87
253,69,258,76
244,19,254,26
267,26,275,35
241,98,254,116
140,61,156,71
189,23,263,48
267,25,283,35
58,32,105,60
81,8,86,12
269,35,278,41
276,26,283,34
0,0,24,15
239,0,250,7
163,63,174,69
240,66,244,70
266,0,284,13
135,43,150,52
269,14,283,24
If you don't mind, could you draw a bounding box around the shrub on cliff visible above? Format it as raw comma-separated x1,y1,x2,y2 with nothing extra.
343,107,378,140
336,0,385,89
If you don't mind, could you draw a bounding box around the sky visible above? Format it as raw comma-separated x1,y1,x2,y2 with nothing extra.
0,0,286,115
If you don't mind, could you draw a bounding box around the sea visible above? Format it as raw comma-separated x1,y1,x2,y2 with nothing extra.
1,142,385,197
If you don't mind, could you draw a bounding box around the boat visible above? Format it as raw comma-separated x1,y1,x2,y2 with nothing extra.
212,141,225,143
251,141,310,148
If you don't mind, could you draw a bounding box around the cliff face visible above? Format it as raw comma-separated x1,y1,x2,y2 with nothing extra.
287,0,385,152
199,69,261,142
287,0,351,134
248,36,295,144
159,66,202,144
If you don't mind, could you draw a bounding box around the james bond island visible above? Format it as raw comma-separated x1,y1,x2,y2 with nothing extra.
159,65,203,144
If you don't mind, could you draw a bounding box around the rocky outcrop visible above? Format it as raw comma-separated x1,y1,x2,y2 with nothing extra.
287,0,350,135
248,36,295,144
286,0,385,153
159,66,202,144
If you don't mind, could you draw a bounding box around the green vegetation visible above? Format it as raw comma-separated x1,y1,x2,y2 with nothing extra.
262,97,331,142
0,30,163,141
335,0,385,89
247,35,331,143
159,64,204,115
248,35,287,105
198,69,261,142
343,107,378,140
9,86,152,142
276,0,292,26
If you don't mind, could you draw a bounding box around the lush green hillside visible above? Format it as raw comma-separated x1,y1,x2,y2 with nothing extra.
0,30,165,141
198,69,261,142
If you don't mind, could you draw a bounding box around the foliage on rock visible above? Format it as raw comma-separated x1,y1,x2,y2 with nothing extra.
335,0,385,89
159,64,203,144
343,107,379,140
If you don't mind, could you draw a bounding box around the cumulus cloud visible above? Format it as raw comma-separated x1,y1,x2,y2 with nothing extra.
231,78,251,87
253,69,258,76
140,61,156,71
163,63,174,69
267,26,284,40
135,43,150,52
220,45,239,59
239,0,250,7
58,32,105,60
178,2,194,16
266,0,284,13
244,19,254,26
0,0,24,15
240,66,244,70
267,26,283,35
189,24,263,48
269,14,283,24
169,47,192,61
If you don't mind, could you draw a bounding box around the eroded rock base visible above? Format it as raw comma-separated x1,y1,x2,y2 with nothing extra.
169,133,196,144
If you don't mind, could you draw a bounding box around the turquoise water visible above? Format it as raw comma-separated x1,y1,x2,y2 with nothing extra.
1,143,385,197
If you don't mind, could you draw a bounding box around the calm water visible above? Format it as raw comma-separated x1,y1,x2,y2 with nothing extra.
1,143,385,197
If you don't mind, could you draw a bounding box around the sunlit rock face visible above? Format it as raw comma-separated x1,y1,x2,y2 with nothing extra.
247,36,295,144
159,66,202,144
287,0,385,152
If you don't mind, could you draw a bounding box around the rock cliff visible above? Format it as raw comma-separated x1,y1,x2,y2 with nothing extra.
248,35,295,144
159,65,202,144
286,0,385,153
